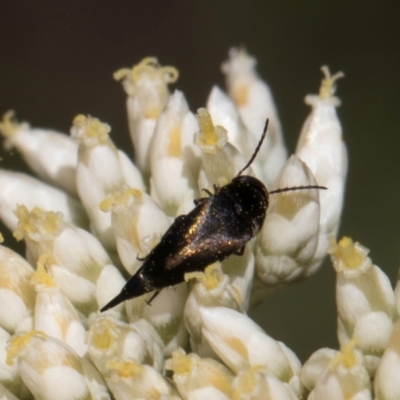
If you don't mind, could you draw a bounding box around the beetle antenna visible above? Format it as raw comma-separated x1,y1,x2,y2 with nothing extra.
270,185,327,195
237,119,269,176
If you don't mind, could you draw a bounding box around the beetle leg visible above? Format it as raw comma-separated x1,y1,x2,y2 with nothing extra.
213,184,221,194
146,290,161,306
194,187,214,206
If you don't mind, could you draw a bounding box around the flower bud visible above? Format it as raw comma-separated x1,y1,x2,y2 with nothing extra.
31,256,87,356
200,307,303,397
105,359,179,400
222,47,287,186
195,108,251,190
374,320,400,400
296,66,347,273
329,237,396,376
255,155,321,288
88,316,164,376
100,187,171,275
0,171,87,232
206,86,260,177
7,331,111,400
14,205,125,314
0,111,78,196
166,348,234,400
305,340,371,400
0,244,35,333
184,263,241,357
126,284,188,356
150,90,201,216
114,57,179,179
0,326,31,399
301,347,338,392
232,367,298,400
71,114,144,252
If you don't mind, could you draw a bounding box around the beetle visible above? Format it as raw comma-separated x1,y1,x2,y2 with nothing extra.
101,120,326,311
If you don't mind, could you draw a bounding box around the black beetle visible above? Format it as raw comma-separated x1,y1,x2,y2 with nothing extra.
101,120,325,311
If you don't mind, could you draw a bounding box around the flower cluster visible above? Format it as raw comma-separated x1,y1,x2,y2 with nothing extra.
0,48,396,399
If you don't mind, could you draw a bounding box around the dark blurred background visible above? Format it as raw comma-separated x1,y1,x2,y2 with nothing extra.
1,1,399,361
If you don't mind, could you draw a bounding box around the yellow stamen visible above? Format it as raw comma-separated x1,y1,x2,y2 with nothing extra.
169,348,193,375
72,115,111,144
106,359,144,378
329,237,365,270
319,66,344,99
6,331,47,366
31,255,56,288
90,318,119,351
195,108,228,153
0,110,29,138
13,205,63,241
100,187,142,212
330,338,360,370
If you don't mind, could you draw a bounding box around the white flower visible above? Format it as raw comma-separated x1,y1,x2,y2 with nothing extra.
114,57,179,179
13,205,125,314
329,237,397,376
296,66,347,273
0,170,87,232
0,50,358,399
199,307,304,397
87,316,164,376
125,284,189,356
0,326,30,399
195,108,251,190
7,331,111,400
232,367,299,400
222,47,287,186
165,347,234,400
374,320,400,400
150,90,201,216
0,111,78,196
305,340,371,400
71,114,145,252
255,155,321,287
105,359,179,400
206,86,258,175
0,244,35,334
100,186,171,275
30,256,87,356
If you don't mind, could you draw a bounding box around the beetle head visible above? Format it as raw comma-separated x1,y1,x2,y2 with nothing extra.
224,175,269,231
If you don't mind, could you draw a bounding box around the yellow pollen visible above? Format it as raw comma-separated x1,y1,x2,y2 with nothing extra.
0,110,29,138
331,338,359,370
203,263,223,290
196,108,219,147
319,66,344,99
31,255,56,287
100,187,142,212
106,359,144,378
330,237,364,269
0,233,3,243
72,115,110,143
91,319,118,350
6,331,47,366
170,348,193,375
114,57,179,85
13,205,63,241
232,366,264,399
